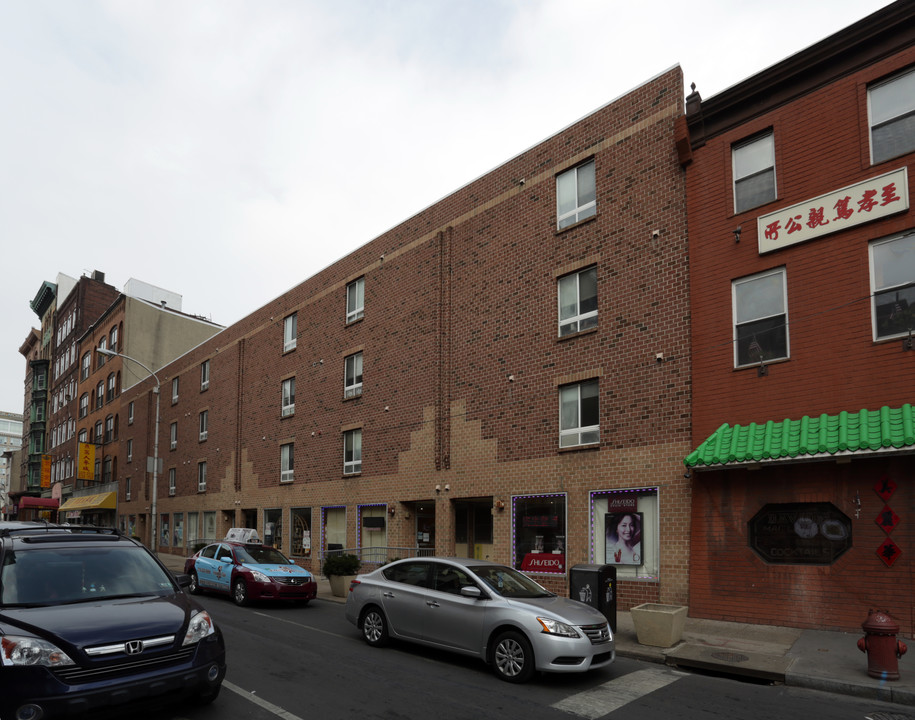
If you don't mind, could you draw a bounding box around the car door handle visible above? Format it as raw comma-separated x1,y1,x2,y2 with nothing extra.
383,592,395,598
426,600,440,608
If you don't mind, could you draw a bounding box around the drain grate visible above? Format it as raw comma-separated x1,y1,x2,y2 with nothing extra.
710,651,750,663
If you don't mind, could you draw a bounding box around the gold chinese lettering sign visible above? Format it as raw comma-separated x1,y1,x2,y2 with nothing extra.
77,442,96,481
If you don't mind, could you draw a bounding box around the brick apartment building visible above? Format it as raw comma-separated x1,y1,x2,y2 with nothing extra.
682,2,915,632
117,67,692,607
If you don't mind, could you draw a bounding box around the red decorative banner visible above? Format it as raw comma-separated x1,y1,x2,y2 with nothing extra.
877,538,902,568
875,505,900,535
874,475,897,502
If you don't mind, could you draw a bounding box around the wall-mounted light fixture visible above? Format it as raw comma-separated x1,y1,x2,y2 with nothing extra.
388,506,395,516
495,500,505,511
435,484,441,493
733,226,742,243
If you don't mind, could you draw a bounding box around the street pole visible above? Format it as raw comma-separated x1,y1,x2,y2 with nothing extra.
96,348,160,553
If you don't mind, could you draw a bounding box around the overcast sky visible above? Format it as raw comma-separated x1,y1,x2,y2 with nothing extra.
0,0,893,414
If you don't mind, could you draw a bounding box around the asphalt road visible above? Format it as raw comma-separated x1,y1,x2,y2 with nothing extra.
141,594,912,720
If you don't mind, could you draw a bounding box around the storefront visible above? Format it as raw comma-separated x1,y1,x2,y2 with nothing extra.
16,496,59,521
58,492,117,527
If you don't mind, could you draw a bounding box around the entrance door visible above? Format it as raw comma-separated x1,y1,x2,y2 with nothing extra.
416,506,435,554
454,499,494,559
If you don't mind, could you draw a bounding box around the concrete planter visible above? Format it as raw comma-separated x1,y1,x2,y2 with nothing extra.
328,574,357,598
630,603,687,647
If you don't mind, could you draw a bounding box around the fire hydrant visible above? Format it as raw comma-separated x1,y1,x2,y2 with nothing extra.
857,609,907,680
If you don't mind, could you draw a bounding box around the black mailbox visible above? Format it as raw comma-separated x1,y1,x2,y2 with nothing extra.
569,564,617,632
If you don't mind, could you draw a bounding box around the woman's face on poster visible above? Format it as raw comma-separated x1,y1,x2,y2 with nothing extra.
617,514,636,542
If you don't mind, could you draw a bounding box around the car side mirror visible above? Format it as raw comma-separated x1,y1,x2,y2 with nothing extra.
460,586,483,599
219,556,233,563
174,573,192,588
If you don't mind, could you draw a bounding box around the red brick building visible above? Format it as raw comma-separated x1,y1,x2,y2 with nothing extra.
119,67,692,607
682,2,915,632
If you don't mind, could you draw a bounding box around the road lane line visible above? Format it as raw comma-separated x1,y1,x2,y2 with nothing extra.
552,667,687,719
224,680,305,720
252,610,348,638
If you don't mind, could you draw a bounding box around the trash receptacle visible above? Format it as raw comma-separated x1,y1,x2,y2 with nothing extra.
570,564,617,632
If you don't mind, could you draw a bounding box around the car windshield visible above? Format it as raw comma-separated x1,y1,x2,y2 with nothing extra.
234,545,292,565
471,565,554,599
0,545,176,607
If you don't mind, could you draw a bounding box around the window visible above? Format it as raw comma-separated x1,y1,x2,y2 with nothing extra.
172,377,179,404
161,514,170,547
94,421,104,445
344,428,362,475
344,352,363,398
559,380,599,448
870,233,915,340
291,507,312,558
264,508,283,551
96,382,104,410
107,373,117,402
79,393,89,419
869,68,915,164
512,493,566,574
97,338,107,366
346,278,365,323
733,132,776,213
557,160,596,229
81,353,91,380
104,415,114,443
282,378,295,417
78,429,87,444
733,268,789,367
109,325,118,354
199,410,208,441
127,438,133,463
173,513,184,547
169,468,176,496
198,461,207,492
558,266,597,337
170,422,178,450
281,443,294,483
125,477,131,501
102,456,112,483
127,401,134,425
284,313,297,352
591,488,659,580
200,361,210,391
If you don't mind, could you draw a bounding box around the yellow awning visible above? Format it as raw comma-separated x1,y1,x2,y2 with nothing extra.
58,492,117,511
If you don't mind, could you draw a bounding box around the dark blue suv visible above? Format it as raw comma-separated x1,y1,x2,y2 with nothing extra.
0,523,225,719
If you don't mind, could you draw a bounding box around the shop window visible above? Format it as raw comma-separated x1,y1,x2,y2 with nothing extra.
264,508,283,551
160,514,170,547
512,493,566,574
359,505,387,564
291,507,312,558
590,488,659,580
173,513,184,547
187,512,199,549
870,232,915,340
202,511,216,543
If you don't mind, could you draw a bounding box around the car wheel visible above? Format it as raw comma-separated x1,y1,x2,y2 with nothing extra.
232,577,249,606
188,571,200,595
361,606,389,647
492,630,535,683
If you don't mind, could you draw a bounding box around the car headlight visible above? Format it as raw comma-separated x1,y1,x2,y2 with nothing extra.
182,610,217,646
1,635,75,667
536,617,580,638
250,570,270,583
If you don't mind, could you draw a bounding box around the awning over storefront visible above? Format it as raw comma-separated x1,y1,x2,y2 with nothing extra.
685,403,915,469
18,496,60,510
58,492,117,511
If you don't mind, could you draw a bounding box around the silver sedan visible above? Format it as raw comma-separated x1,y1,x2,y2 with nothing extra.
344,556,614,683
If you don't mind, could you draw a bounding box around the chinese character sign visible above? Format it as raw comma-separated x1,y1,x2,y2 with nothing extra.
77,442,96,481
757,167,909,254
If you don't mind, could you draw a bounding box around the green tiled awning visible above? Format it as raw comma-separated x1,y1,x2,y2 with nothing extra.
685,404,915,469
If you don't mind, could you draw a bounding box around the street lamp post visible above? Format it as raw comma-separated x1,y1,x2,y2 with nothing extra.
96,348,160,553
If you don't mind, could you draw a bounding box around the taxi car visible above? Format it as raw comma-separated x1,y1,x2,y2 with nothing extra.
0,522,225,720
185,529,317,606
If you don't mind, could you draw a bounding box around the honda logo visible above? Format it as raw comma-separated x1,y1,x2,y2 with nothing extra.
125,640,145,655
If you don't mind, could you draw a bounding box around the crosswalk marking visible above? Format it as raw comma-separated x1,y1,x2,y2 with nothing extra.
552,667,688,719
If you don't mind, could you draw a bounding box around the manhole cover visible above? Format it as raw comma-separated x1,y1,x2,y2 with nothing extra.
710,652,750,663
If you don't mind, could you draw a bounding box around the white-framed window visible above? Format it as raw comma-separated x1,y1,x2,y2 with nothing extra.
198,461,207,492
107,373,116,402
344,428,362,475
172,377,179,404
557,160,596,229
125,477,131,501
733,131,776,214
169,467,176,496
199,410,208,442
78,393,89,419
559,379,600,448
81,352,91,380
869,67,915,165
96,382,104,409
281,378,295,417
104,415,114,444
127,401,134,425
170,422,178,450
870,232,915,340
558,266,597,337
590,488,659,579
344,352,363,399
284,313,297,352
126,438,133,463
97,337,108,366
109,325,118,354
281,442,294,483
200,361,210,391
733,267,789,367
94,421,104,445
346,278,365,324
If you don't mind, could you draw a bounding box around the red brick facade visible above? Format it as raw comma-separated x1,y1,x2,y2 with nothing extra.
119,67,692,606
684,5,915,632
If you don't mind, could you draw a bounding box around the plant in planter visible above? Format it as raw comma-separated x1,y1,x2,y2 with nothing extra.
322,553,361,597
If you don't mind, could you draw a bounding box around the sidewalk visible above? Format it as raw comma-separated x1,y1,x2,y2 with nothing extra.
159,554,913,705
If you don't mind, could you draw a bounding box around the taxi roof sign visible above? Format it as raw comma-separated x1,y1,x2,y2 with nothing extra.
224,528,262,544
